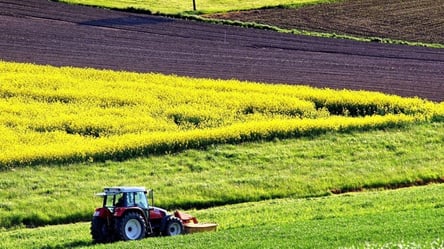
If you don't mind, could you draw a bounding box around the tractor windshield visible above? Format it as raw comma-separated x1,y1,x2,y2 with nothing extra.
101,191,148,209
135,191,149,209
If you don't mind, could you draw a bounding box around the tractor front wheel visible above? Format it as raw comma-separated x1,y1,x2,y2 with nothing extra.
163,216,184,236
117,212,146,241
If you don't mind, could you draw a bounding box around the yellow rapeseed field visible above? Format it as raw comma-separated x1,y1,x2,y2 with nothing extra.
0,61,441,168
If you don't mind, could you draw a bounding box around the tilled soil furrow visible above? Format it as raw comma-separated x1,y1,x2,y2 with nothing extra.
210,0,444,44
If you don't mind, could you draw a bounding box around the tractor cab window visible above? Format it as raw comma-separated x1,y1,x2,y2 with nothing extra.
126,192,135,206
135,192,149,209
114,193,125,207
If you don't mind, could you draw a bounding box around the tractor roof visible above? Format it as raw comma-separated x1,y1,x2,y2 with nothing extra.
96,186,148,196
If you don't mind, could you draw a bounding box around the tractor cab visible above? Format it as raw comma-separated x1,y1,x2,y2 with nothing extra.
97,187,151,212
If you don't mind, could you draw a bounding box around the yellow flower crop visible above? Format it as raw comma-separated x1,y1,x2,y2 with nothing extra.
0,61,441,168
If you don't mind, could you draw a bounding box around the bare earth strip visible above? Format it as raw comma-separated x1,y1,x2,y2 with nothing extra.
209,0,444,45
0,0,443,102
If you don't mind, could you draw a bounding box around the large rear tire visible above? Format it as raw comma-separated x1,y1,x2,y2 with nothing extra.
117,212,146,241
162,216,184,236
91,216,113,243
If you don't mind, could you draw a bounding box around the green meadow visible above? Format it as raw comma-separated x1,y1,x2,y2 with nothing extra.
58,0,338,14
1,122,443,230
2,183,444,248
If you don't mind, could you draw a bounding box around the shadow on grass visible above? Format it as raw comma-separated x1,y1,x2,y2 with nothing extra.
40,240,93,249
79,15,172,27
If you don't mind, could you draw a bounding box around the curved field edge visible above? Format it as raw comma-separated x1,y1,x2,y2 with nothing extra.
55,0,444,49
2,184,444,248
0,121,443,229
194,16,444,49
1,61,443,169
200,0,444,48
56,0,340,15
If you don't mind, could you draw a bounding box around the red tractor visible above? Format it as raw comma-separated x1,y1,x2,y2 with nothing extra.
91,187,206,243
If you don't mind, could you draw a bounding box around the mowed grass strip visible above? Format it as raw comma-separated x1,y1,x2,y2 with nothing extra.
0,122,443,229
2,184,444,248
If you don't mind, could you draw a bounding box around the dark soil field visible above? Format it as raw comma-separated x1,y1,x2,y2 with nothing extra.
0,0,443,101
208,0,444,44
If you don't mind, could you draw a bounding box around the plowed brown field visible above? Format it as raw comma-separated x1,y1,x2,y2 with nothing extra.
208,0,444,44
0,0,443,101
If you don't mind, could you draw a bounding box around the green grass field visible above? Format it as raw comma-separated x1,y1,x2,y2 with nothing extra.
1,121,443,230
58,0,338,14
2,184,444,248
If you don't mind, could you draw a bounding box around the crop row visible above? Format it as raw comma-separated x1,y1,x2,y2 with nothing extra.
0,61,442,168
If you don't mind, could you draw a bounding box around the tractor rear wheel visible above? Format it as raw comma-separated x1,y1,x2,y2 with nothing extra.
116,212,146,241
91,216,113,243
163,216,184,236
